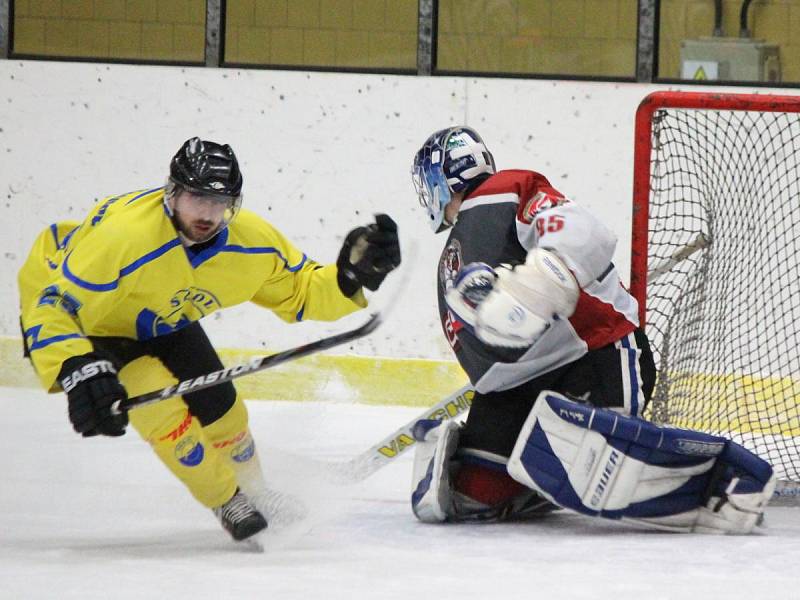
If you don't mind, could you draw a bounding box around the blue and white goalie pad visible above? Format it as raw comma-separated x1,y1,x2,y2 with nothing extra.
507,392,776,533
410,419,461,523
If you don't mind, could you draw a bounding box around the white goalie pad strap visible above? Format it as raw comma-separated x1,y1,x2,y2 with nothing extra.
410,419,461,523
630,472,777,534
506,391,775,533
695,474,777,534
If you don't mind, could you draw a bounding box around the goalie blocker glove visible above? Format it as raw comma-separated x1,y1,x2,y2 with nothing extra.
446,248,579,348
336,214,401,297
59,352,129,437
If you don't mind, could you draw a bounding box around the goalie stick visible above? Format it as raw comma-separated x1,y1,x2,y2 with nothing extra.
318,238,710,483
323,383,475,483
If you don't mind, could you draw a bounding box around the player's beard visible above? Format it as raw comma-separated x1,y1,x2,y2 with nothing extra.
175,213,222,245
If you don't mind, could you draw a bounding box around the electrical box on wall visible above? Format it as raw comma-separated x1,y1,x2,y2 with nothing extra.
680,37,780,82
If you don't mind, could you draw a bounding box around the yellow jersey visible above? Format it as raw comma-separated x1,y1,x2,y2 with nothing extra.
18,187,366,391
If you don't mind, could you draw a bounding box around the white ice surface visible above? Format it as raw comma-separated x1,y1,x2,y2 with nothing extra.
1,386,799,600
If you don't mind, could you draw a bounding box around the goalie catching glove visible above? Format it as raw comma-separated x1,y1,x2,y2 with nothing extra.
336,214,401,297
446,248,579,348
59,352,128,437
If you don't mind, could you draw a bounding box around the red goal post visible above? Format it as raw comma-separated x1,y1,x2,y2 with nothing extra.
630,91,800,499
631,90,800,324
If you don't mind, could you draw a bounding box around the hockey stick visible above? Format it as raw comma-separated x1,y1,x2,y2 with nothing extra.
324,383,475,483
647,232,710,283
112,313,383,414
321,235,714,483
113,239,418,415
319,237,699,483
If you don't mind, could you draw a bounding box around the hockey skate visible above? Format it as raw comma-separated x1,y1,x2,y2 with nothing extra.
213,488,268,542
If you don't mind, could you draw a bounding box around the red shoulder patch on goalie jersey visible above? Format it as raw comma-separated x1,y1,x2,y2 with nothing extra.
468,170,566,225
518,190,569,225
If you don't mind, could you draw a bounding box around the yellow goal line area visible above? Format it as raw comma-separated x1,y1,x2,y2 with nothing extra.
650,369,800,437
0,337,468,408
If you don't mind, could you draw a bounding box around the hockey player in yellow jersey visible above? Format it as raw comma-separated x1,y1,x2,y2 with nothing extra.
18,137,401,543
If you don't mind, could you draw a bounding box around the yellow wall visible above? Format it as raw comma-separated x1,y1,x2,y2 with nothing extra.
224,0,417,69
437,0,638,77
12,0,205,62
11,1,800,81
660,0,800,81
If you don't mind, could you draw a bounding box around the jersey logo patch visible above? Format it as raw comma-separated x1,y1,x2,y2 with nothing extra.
443,309,462,351
175,436,205,467
136,286,222,340
520,191,568,224
439,239,463,293
232,440,256,463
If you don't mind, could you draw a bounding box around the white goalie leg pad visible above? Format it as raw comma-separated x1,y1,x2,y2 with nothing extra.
506,391,775,534
410,419,461,523
692,443,777,534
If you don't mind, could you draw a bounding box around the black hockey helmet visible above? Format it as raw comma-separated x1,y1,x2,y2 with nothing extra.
169,137,243,197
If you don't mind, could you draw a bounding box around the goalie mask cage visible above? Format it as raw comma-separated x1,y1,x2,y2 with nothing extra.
630,91,800,491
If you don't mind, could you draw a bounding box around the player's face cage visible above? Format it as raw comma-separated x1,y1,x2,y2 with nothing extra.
412,147,452,232
164,179,243,241
180,189,243,227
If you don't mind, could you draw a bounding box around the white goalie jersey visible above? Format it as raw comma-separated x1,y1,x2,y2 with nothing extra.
436,169,640,394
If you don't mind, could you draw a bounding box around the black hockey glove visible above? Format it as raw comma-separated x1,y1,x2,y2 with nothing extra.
336,214,401,297
58,353,129,438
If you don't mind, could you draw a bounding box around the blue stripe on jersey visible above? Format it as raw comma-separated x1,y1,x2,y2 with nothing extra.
296,306,304,322
221,246,307,272
186,229,229,268
25,324,85,352
61,226,78,249
49,223,79,250
125,187,163,205
62,238,182,292
620,334,640,416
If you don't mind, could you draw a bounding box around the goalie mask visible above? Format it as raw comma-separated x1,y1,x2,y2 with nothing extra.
412,126,495,233
165,137,243,244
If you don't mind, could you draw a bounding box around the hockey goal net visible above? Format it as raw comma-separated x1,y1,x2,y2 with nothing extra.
630,91,800,490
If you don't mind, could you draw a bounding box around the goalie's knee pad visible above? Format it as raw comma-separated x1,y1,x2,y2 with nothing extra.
506,391,775,534
410,419,558,523
453,458,560,522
